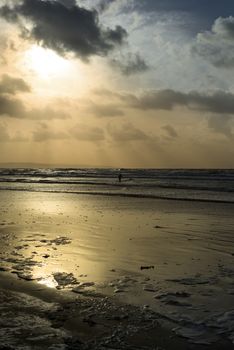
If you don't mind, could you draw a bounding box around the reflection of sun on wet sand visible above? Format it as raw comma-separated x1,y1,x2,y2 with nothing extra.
0,190,234,348
0,272,233,350
0,272,190,350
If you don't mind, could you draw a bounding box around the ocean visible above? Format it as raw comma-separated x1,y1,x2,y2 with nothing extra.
0,168,234,202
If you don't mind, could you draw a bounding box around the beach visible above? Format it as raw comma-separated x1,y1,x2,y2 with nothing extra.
1,0,234,347
0,184,234,349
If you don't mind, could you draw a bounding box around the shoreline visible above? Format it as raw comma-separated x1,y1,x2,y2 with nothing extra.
1,186,234,204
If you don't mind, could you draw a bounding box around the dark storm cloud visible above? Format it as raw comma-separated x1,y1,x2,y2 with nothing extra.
110,53,149,76
123,89,234,115
57,0,76,8
0,75,31,95
0,0,127,59
193,17,234,68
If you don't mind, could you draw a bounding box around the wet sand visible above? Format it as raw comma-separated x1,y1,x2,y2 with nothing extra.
0,272,233,350
0,190,234,348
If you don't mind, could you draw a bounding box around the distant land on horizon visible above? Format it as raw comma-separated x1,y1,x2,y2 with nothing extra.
0,163,233,170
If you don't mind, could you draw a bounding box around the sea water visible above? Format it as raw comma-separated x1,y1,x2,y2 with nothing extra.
0,168,233,202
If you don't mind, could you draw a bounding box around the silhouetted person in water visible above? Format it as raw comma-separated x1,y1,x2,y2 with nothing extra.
118,173,122,182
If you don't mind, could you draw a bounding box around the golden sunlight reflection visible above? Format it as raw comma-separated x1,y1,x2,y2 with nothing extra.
37,275,58,289
24,45,71,78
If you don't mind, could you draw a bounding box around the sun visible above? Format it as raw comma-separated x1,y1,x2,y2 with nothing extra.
21,44,88,97
25,45,70,78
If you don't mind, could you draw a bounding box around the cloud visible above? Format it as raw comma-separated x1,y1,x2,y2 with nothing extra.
0,0,127,60
33,123,69,142
0,75,31,95
212,16,234,39
88,102,124,117
92,88,123,99
162,124,178,138
193,16,234,68
208,115,233,138
0,74,69,120
0,94,70,119
107,122,148,142
70,123,105,141
110,53,149,76
91,88,234,115
104,0,234,39
57,0,76,8
97,0,117,13
26,107,70,120
0,95,26,117
122,89,234,114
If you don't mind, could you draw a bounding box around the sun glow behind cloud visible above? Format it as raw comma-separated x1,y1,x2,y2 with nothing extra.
24,45,71,79
21,44,91,98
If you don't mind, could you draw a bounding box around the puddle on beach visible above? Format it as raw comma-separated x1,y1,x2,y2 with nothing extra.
0,190,234,346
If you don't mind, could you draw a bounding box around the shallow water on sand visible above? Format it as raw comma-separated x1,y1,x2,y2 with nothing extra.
0,190,234,345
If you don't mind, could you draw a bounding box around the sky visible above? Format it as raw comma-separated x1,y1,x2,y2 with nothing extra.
0,0,234,168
